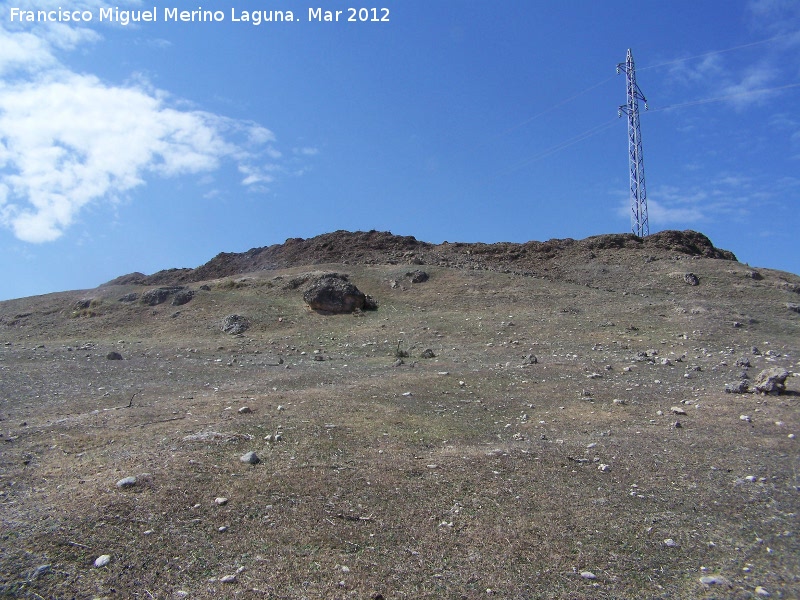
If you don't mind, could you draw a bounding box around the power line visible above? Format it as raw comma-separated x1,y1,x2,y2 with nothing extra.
639,33,791,72
646,81,800,112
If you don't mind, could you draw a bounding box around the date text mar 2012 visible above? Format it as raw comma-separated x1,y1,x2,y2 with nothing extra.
309,8,390,22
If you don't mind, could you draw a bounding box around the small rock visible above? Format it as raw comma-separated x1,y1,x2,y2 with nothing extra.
220,574,237,583
754,586,771,597
598,464,611,472
116,476,137,488
237,406,252,414
663,538,679,547
106,351,123,360
740,415,752,423
94,555,111,568
580,571,597,580
218,526,228,533
215,497,228,506
725,381,749,394
420,349,436,359
221,314,250,335
670,406,687,415
240,451,260,465
31,564,51,580
684,273,699,286
700,575,730,586
673,421,682,428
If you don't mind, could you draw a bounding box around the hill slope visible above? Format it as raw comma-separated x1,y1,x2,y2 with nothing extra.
1,230,798,599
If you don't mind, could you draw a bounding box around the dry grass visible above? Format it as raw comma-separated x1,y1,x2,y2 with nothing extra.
1,258,799,598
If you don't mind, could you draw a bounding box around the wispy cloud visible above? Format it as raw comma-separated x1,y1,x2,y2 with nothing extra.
614,174,775,229
0,7,310,243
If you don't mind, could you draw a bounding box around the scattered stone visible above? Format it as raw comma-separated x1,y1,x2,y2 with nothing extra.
684,273,699,286
392,359,404,367
580,571,597,580
522,354,538,365
116,476,137,488
752,367,789,394
405,270,429,283
660,358,672,366
673,421,682,428
215,497,228,506
740,415,752,423
700,575,730,586
240,451,260,465
670,406,687,415
663,538,679,547
725,381,749,394
94,555,111,568
736,357,751,368
183,431,242,443
30,564,51,580
221,314,250,335
118,292,139,302
598,464,611,472
238,406,252,414
218,526,228,533
220,574,237,583
786,302,800,314
754,586,771,597
420,349,436,359
106,351,123,360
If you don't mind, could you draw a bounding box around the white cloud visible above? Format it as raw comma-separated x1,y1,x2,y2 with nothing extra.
0,14,288,243
294,146,320,156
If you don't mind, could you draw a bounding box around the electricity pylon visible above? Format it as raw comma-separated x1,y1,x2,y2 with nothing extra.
617,49,649,237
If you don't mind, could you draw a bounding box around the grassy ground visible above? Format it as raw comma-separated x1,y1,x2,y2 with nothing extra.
1,259,798,598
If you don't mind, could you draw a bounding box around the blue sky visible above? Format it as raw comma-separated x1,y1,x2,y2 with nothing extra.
1,1,799,300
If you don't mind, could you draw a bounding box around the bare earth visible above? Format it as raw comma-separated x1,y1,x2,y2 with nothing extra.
1,230,798,599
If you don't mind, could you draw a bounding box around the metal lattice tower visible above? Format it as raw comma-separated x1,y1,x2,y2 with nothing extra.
617,49,649,237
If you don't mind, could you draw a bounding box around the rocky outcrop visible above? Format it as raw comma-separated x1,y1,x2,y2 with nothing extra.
302,274,377,314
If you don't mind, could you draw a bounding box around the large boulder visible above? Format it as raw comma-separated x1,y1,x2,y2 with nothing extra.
752,367,789,394
303,275,376,314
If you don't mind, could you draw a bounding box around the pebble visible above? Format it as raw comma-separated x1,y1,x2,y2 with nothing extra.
116,476,137,488
220,574,237,583
238,406,252,414
663,538,679,547
700,575,730,586
580,571,596,580
218,526,228,533
670,406,687,415
597,464,611,472
754,586,771,597
240,451,260,465
740,415,752,423
215,497,228,506
31,565,51,580
94,555,111,568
